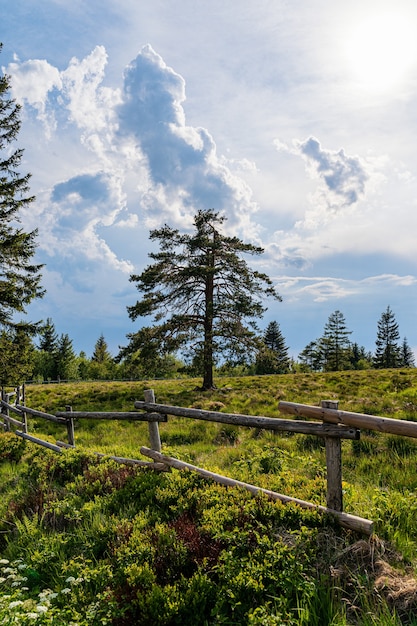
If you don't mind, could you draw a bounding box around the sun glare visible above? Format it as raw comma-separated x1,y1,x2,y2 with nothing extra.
344,12,417,93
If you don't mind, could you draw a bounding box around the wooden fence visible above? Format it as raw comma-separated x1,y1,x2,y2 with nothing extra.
4,385,417,535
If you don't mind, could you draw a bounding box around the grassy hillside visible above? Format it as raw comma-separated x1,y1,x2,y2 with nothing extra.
1,370,417,624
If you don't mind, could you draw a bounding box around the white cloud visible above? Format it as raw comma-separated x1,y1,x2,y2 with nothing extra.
7,58,62,136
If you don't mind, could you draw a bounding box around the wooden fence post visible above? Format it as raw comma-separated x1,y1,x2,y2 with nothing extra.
65,406,75,447
3,393,11,432
322,400,343,512
144,389,161,452
17,385,28,433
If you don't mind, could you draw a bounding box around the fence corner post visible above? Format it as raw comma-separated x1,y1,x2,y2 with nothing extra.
144,389,161,452
65,405,75,447
322,400,343,512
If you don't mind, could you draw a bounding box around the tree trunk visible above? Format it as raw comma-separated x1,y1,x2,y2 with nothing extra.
202,241,215,390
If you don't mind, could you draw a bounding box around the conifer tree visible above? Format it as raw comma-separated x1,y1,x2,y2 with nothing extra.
400,337,415,368
320,310,352,371
0,43,43,328
374,306,401,368
126,209,281,389
56,333,77,380
255,320,290,374
92,334,112,363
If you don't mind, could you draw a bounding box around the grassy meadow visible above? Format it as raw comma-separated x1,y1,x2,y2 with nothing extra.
2,369,417,624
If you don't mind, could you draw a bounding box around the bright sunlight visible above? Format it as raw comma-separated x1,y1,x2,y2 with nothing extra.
344,11,417,93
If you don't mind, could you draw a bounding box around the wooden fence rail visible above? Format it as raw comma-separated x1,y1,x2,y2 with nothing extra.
8,386,417,535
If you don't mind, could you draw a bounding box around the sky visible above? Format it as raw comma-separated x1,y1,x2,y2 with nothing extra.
2,0,417,360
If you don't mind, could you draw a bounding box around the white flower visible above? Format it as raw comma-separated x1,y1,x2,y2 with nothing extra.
0,559,9,565
61,587,72,594
27,613,39,619
36,605,49,613
9,600,24,608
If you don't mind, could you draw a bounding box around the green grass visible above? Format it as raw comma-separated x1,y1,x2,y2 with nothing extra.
1,370,417,623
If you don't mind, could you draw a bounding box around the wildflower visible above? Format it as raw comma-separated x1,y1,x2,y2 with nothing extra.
65,576,76,584
27,613,39,619
36,605,49,613
9,600,24,608
61,587,72,594
0,559,9,565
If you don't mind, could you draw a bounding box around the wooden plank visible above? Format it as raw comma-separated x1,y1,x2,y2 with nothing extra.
94,451,168,470
15,405,67,424
279,401,417,439
134,400,358,439
15,431,63,453
0,400,25,417
140,447,374,535
55,411,167,422
3,415,24,429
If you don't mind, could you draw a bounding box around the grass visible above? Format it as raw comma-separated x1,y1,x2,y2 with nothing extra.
2,369,417,623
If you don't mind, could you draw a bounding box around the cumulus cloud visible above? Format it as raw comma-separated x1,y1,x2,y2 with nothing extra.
274,135,370,229
116,44,260,234
39,172,133,274
296,136,368,205
6,58,62,135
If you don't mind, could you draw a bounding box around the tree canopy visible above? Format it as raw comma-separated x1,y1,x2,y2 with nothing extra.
125,209,281,388
0,43,44,329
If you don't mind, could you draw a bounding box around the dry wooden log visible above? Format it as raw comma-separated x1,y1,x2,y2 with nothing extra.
2,415,24,429
15,431,63,453
55,411,167,422
279,401,417,438
15,405,67,424
140,447,374,535
134,400,358,439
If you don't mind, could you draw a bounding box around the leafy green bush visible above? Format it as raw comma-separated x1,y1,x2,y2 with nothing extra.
0,432,26,462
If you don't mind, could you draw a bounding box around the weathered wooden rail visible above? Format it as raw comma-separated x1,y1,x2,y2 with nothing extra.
4,385,417,536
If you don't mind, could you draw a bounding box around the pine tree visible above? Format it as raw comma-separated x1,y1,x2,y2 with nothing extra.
90,334,115,380
400,337,415,368
0,324,35,385
92,334,112,363
320,310,352,371
374,306,401,369
56,333,77,380
255,321,290,374
125,209,281,389
298,340,324,372
0,43,44,328
36,317,59,380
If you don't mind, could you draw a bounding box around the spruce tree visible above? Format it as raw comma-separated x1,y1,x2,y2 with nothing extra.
255,321,290,374
92,334,112,363
56,333,76,380
400,337,415,368
374,306,401,368
126,209,281,389
320,310,352,371
0,43,44,328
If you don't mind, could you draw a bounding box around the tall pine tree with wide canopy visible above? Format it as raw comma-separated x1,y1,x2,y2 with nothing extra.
126,209,281,389
0,44,43,329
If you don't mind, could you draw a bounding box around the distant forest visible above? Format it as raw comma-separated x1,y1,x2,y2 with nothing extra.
1,306,414,386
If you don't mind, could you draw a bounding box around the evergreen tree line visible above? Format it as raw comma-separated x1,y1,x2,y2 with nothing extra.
0,306,413,386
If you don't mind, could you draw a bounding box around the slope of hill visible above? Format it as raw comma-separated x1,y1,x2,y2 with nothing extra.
1,370,417,624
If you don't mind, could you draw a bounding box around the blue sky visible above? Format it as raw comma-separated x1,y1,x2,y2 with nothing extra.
2,0,417,359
